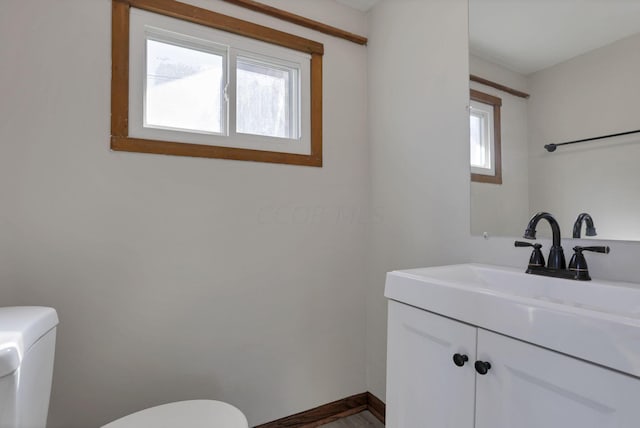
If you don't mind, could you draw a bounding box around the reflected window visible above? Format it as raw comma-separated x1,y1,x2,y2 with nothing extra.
470,89,502,184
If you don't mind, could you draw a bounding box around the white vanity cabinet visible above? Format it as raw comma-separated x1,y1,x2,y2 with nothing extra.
387,300,640,428
386,301,476,427
475,328,640,428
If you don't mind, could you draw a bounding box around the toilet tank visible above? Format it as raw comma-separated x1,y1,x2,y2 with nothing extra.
0,307,59,428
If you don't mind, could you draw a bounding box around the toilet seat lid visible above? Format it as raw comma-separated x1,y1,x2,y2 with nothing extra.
101,400,249,428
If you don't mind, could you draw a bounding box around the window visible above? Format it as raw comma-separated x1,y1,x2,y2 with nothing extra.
144,35,226,135
236,56,299,139
470,89,502,184
111,0,324,166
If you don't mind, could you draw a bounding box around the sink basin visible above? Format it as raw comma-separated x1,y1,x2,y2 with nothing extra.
385,264,640,378
400,264,640,318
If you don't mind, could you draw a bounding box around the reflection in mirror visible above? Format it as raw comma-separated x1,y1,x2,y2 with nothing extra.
469,0,640,241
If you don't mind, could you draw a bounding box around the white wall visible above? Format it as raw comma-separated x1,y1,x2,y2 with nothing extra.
0,1,369,426
528,32,640,241
470,55,530,237
366,0,470,401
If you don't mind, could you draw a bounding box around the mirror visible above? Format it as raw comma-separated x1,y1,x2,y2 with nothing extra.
469,0,640,241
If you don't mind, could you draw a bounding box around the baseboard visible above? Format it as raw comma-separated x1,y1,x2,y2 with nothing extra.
254,391,385,427
366,391,386,424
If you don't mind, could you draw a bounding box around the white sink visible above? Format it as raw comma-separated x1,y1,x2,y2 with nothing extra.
401,264,640,318
385,263,640,378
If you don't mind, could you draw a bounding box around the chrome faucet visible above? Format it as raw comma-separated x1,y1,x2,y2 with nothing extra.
523,212,566,269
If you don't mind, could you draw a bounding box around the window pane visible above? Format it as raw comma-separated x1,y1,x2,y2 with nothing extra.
470,113,484,167
470,111,491,169
146,39,224,134
236,57,297,139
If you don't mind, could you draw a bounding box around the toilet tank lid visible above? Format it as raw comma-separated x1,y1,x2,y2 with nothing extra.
0,307,59,378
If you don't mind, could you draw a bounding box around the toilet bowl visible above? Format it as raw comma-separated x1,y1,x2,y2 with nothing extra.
0,307,249,428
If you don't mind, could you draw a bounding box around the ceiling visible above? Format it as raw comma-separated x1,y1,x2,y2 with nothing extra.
335,0,380,12
470,0,640,75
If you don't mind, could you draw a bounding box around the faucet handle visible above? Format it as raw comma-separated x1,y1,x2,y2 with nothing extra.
568,246,610,281
515,241,541,249
576,246,610,254
514,241,545,268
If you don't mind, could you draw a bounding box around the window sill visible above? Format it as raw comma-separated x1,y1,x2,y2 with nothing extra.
111,136,322,167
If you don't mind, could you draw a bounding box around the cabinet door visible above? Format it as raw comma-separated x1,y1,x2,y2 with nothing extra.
386,301,476,428
475,329,640,428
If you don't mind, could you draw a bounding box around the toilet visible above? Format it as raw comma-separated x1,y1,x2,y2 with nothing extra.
0,307,248,428
102,399,248,428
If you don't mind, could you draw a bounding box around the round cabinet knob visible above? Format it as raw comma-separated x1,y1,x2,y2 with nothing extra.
452,353,469,367
474,360,492,375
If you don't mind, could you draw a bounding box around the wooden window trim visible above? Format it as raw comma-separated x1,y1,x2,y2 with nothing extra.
470,74,529,99
111,0,324,167
219,0,368,45
470,89,502,184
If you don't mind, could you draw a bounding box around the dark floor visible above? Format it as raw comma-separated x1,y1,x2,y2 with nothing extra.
320,411,384,427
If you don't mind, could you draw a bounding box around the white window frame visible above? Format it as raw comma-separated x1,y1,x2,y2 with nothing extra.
470,99,495,176
233,50,301,140
129,8,312,155
142,28,229,136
